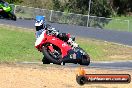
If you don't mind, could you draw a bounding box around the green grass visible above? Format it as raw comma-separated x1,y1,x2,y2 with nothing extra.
76,37,132,61
104,16,132,32
0,26,132,62
0,26,42,62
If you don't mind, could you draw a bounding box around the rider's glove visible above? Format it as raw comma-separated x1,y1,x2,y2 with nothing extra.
67,38,72,44
50,30,58,36
68,38,78,47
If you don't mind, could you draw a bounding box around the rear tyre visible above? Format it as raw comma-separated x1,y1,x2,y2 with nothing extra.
80,55,90,66
78,47,90,66
42,45,62,65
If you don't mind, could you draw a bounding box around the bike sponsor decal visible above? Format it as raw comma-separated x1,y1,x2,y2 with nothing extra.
62,43,67,47
70,53,76,59
76,68,131,85
52,38,55,40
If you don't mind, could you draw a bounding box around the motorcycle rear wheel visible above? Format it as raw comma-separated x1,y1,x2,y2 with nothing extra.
78,47,90,66
80,54,90,66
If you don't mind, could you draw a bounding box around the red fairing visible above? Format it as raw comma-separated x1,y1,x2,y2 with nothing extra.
48,45,54,52
46,37,72,58
35,30,72,58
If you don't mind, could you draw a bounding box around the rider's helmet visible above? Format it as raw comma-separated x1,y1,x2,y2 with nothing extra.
35,15,46,31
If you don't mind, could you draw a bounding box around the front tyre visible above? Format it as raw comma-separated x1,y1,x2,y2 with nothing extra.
42,57,50,64
42,45,62,65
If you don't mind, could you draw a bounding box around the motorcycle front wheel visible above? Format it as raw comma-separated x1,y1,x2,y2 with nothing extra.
42,44,62,65
42,57,50,64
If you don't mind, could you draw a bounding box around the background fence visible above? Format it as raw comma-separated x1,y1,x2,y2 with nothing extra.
14,5,131,32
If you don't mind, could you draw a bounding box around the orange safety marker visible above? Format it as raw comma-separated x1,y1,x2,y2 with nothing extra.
76,67,131,85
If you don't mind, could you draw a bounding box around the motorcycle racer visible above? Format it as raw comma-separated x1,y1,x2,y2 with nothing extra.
35,15,46,38
0,0,6,12
35,15,73,44
34,20,90,65
0,0,16,20
0,0,5,3
34,16,90,65
0,0,10,11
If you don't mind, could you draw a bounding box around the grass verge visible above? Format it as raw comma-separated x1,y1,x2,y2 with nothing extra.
0,25,42,62
76,37,132,61
0,25,132,62
104,16,132,32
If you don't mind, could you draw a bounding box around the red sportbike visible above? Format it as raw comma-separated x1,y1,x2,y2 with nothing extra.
35,29,90,66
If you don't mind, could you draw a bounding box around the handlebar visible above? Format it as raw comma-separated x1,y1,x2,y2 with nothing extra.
46,28,59,36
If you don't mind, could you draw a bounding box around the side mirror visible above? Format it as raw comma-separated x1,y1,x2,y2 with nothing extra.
72,36,75,41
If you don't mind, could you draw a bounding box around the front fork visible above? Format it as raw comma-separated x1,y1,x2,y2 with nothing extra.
48,44,54,52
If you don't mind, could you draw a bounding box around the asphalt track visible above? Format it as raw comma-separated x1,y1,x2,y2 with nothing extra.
20,61,132,70
0,18,132,70
0,18,132,46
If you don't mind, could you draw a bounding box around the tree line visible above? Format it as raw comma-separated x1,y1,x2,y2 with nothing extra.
5,0,132,17
52,0,132,17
